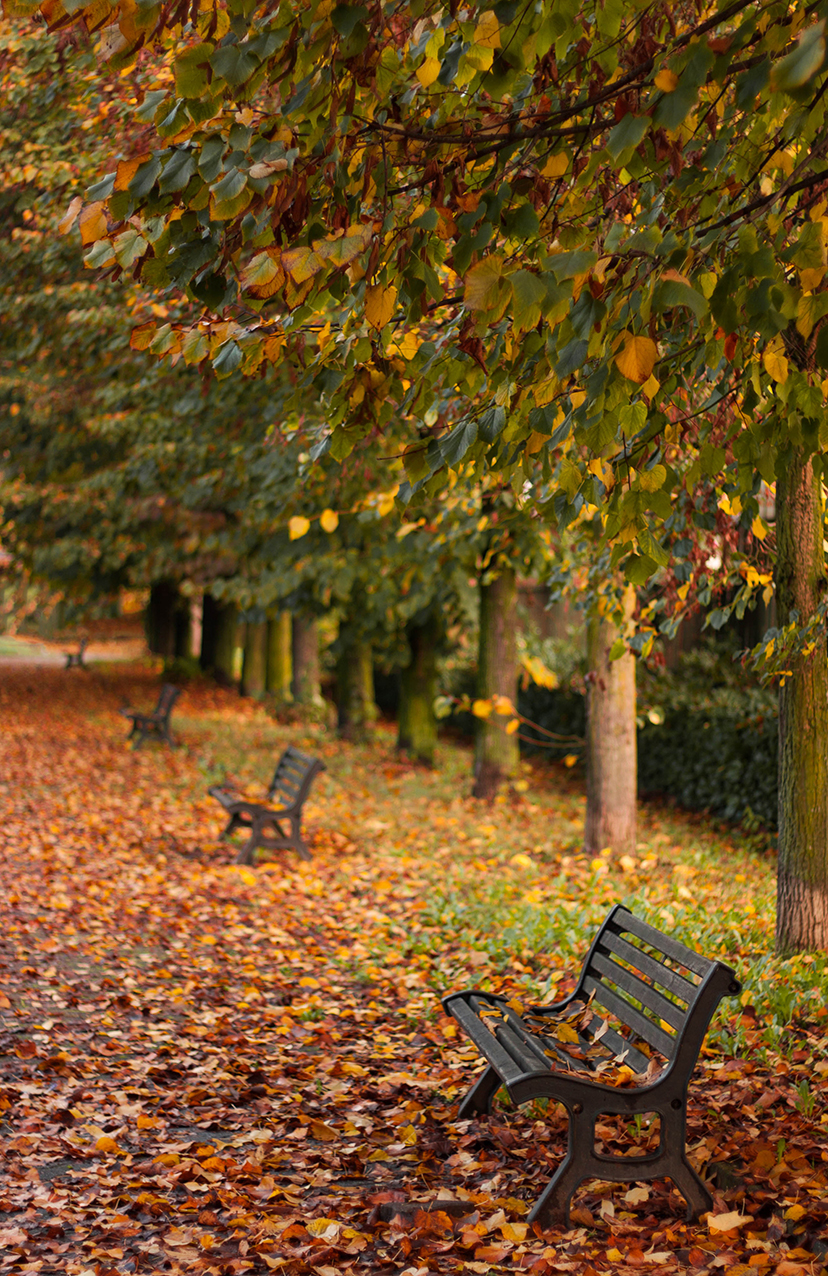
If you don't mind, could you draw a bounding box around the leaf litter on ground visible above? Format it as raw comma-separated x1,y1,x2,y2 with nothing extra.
0,665,827,1275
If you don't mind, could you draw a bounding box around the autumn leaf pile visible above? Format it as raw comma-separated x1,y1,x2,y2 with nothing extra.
1,665,828,1276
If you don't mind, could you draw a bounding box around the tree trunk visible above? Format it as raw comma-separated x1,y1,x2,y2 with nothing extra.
292,614,322,705
266,612,293,702
473,565,519,798
213,600,238,686
775,448,828,952
398,615,439,766
146,580,187,659
583,585,637,856
337,631,376,741
241,620,268,698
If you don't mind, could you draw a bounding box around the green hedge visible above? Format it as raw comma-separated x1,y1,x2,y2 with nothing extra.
518,646,779,832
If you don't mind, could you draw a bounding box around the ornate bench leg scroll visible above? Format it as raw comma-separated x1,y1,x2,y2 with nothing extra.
670,1154,713,1221
291,816,313,861
457,1065,501,1118
528,1104,594,1229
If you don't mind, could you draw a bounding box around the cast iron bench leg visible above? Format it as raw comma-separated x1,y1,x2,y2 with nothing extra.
221,814,243,839
291,815,313,861
528,1104,595,1228
237,818,264,865
457,1065,501,1118
660,1108,713,1219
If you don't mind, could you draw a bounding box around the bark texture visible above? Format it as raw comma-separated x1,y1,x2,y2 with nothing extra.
337,630,376,742
292,614,322,706
146,580,190,659
398,615,439,766
775,448,828,952
473,566,519,799
241,620,268,699
211,601,238,686
583,585,637,856
266,612,293,702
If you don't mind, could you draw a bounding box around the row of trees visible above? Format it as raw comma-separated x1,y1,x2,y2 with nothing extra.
3,1,827,949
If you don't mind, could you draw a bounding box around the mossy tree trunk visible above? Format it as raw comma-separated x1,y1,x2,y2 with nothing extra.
241,619,267,699
292,614,322,706
775,448,828,952
583,585,637,856
473,565,519,799
337,626,376,741
266,612,293,703
146,580,189,659
398,614,440,766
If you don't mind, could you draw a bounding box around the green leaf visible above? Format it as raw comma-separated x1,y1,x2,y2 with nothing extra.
212,340,243,377
159,150,196,194
211,44,259,87
479,406,506,442
331,4,369,36
174,42,213,97
548,250,598,280
772,21,826,93
129,157,161,198
510,269,546,332
606,113,648,161
440,417,478,466
624,554,658,585
653,277,707,320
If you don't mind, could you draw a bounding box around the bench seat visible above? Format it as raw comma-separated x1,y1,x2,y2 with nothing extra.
208,744,325,865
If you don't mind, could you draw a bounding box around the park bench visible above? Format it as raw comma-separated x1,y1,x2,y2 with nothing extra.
119,683,180,748
208,745,325,865
443,904,741,1227
64,638,88,669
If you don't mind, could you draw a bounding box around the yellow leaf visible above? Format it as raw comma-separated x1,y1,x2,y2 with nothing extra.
114,156,143,191
320,508,339,532
79,201,107,246
763,348,789,383
708,1211,750,1232
541,153,568,177
464,254,505,310
752,516,768,541
416,56,441,87
400,1123,417,1146
95,1135,120,1154
473,10,501,48
655,69,679,91
340,1061,368,1076
564,753,578,767
310,1120,338,1142
785,1204,806,1221
236,867,257,886
642,373,660,400
500,1222,528,1241
510,853,532,869
282,244,324,284
289,516,310,540
136,1114,161,1129
58,195,83,235
472,699,493,718
299,976,319,987
506,718,520,735
615,334,658,383
307,1218,340,1238
607,1249,624,1262
364,284,397,328
556,1024,579,1043
492,694,515,715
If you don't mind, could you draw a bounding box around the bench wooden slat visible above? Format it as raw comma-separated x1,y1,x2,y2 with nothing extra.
582,973,675,1059
449,997,527,1087
607,910,712,979
469,996,593,1076
588,949,688,1033
579,1014,651,1073
597,930,699,1003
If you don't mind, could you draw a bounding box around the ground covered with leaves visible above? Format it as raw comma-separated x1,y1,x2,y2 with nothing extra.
1,664,828,1276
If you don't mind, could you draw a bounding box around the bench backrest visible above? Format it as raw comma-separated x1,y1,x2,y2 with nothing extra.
574,905,741,1073
155,684,181,718
267,745,325,809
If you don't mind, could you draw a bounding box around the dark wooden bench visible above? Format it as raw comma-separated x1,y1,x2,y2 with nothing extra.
64,638,88,669
119,683,180,748
208,745,325,865
443,904,741,1227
